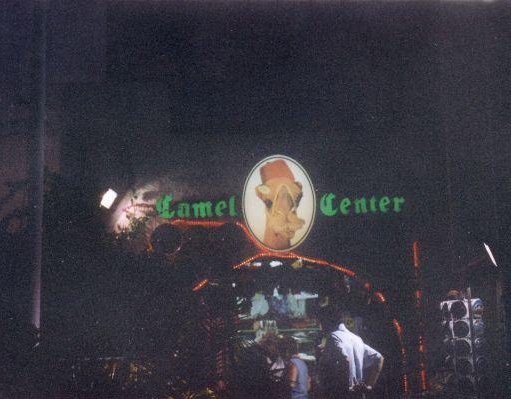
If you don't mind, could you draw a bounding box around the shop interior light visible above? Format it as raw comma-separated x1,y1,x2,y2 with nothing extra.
100,189,118,209
483,243,498,267
291,258,303,269
269,260,283,268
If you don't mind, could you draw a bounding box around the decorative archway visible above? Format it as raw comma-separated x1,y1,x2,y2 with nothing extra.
163,219,410,396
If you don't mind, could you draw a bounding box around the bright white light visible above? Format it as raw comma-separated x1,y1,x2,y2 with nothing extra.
483,243,498,267
269,260,283,268
100,189,118,209
252,261,262,267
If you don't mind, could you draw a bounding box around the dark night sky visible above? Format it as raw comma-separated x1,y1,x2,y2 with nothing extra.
1,2,508,274
53,1,510,291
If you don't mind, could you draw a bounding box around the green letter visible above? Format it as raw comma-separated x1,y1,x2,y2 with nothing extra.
177,203,191,218
320,193,338,216
215,200,228,217
192,201,213,218
369,196,378,213
354,198,368,214
393,197,405,212
228,195,238,217
156,195,175,219
340,198,351,215
379,196,391,213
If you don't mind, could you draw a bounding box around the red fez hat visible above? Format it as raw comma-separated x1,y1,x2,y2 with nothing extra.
260,160,294,183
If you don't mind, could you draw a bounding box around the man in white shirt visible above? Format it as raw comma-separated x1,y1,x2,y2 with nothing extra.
332,322,384,392
318,305,384,397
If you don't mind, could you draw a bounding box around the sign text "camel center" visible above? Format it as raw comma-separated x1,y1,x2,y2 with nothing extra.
156,195,238,219
320,193,405,216
155,193,406,219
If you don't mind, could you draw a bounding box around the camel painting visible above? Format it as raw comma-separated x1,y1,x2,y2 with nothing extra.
255,159,306,250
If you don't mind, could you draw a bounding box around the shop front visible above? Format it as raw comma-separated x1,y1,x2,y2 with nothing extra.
94,155,408,398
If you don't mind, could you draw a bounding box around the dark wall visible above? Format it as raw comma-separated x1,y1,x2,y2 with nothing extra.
57,1,510,291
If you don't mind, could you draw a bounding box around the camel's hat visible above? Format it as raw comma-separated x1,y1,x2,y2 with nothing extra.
260,160,294,183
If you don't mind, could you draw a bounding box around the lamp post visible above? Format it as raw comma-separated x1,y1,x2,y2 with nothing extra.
30,0,48,331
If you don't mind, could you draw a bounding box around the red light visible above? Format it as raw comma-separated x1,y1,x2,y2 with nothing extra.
192,279,209,292
393,319,403,336
230,251,357,280
413,241,420,269
402,373,410,394
418,336,428,391
420,369,427,391
171,219,227,228
299,255,356,277
135,218,358,278
415,289,423,308
412,242,428,393
232,254,264,270
374,292,386,303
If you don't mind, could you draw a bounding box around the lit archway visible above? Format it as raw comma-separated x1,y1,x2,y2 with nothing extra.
165,219,410,396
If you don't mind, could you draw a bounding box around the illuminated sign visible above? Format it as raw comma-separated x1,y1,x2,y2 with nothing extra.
242,155,316,252
150,156,406,252
320,194,405,216
154,193,406,219
156,194,238,219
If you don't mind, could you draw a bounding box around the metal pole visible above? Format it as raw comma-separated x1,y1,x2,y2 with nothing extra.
30,0,48,330
412,241,428,394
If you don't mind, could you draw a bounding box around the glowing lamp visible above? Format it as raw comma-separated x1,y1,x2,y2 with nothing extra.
483,243,498,267
100,189,118,209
